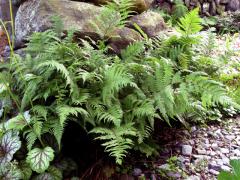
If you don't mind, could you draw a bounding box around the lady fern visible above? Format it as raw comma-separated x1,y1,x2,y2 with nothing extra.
0,9,238,176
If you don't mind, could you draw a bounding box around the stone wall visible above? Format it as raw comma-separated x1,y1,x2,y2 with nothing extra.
0,0,18,34
156,0,240,16
185,0,240,15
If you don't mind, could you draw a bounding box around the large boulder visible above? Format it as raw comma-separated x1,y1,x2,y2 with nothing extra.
15,0,103,44
0,0,18,35
15,0,145,54
87,0,154,13
226,0,240,11
108,27,143,54
128,10,167,37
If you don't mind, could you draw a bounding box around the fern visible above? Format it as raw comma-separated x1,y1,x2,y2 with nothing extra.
121,41,145,62
102,64,137,105
90,123,137,164
172,0,188,25
177,8,203,36
90,0,134,39
0,10,238,171
56,105,88,127
37,61,77,95
105,0,134,26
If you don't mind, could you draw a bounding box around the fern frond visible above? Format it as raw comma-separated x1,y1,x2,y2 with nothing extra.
56,105,89,127
31,105,48,121
106,0,134,26
177,8,202,36
121,41,145,62
25,131,37,151
37,61,77,95
90,123,137,164
96,104,123,127
102,65,137,105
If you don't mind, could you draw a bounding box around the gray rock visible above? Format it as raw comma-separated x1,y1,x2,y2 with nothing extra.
225,135,235,141
222,157,230,165
128,10,166,37
178,155,189,163
108,27,143,54
186,175,200,180
233,149,240,156
191,126,197,133
227,0,240,11
221,165,231,171
209,169,219,175
230,156,240,160
216,159,224,166
167,172,182,178
15,0,103,43
208,132,218,138
193,154,211,160
204,139,210,144
158,164,170,170
187,140,195,145
220,148,230,154
15,0,147,54
210,151,217,156
182,145,193,156
208,162,221,171
197,149,207,155
215,129,222,136
132,168,142,177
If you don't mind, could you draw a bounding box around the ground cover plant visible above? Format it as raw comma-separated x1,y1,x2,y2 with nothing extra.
0,0,239,179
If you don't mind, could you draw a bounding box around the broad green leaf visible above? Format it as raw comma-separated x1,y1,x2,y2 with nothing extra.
231,159,240,176
0,111,31,131
0,83,8,94
26,146,54,173
0,130,21,164
0,163,22,180
19,161,32,180
33,173,53,180
33,166,62,180
218,160,240,180
218,171,235,180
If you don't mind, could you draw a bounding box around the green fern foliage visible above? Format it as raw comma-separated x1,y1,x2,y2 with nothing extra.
90,123,137,164
0,8,238,174
177,8,203,36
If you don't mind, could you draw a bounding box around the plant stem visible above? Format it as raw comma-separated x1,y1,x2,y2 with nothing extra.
9,0,14,53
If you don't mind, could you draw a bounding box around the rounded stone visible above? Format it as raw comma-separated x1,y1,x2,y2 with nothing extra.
182,145,193,156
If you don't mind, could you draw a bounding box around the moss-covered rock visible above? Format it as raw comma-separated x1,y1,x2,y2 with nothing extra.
128,10,167,37
15,0,103,44
87,0,154,13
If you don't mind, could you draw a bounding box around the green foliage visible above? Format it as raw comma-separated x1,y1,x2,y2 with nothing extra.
26,146,54,173
0,163,22,180
90,123,137,164
177,8,202,36
0,8,239,179
0,130,21,164
154,0,188,26
33,166,62,180
91,0,133,39
172,0,188,24
218,159,240,179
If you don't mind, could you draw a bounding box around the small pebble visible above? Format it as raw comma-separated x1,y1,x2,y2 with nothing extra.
182,145,193,156
220,148,230,154
132,168,142,177
209,169,219,175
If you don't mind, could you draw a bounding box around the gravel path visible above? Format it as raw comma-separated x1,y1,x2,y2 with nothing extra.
153,116,240,180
